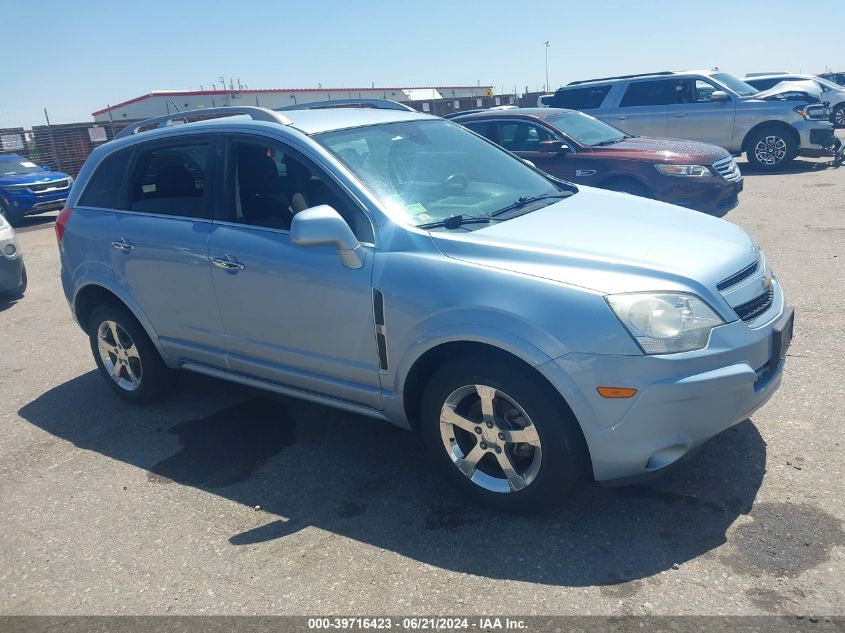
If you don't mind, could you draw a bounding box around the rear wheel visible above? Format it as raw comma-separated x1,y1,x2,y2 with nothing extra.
88,303,174,404
745,127,798,171
420,354,587,513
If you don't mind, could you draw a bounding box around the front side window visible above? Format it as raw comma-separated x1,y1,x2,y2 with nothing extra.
223,139,374,242
127,142,210,218
620,80,677,107
498,121,555,152
315,119,564,228
544,111,626,146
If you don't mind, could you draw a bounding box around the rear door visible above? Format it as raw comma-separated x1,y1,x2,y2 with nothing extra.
207,133,381,408
108,134,226,367
611,79,673,137
667,78,736,148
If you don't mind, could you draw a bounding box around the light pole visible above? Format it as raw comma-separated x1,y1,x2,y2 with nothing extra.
544,41,550,92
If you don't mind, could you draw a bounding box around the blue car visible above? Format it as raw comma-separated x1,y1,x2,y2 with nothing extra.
0,154,73,226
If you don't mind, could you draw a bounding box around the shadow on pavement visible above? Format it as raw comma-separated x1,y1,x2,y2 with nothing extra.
19,369,767,587
738,158,838,176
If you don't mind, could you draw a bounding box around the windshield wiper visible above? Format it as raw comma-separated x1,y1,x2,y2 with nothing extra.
417,214,496,230
593,137,626,146
490,192,573,218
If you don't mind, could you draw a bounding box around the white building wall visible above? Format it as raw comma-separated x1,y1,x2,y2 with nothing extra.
93,87,493,122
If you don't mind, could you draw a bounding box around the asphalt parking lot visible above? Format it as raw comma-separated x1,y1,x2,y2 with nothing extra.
1,140,843,616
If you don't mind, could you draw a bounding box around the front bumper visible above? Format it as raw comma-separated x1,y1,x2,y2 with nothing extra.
794,119,836,152
656,176,743,216
0,253,25,294
0,189,69,216
543,299,791,482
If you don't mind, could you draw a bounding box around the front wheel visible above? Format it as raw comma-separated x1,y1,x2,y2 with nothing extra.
745,128,798,171
88,303,174,404
420,355,587,513
833,104,845,129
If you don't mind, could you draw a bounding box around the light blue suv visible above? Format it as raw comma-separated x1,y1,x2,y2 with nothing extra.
57,105,793,512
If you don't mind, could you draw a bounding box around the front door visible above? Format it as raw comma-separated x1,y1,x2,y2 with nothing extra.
208,134,381,408
667,79,736,148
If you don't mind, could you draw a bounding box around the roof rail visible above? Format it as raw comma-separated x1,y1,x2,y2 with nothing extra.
566,71,675,86
276,98,416,112
114,106,292,139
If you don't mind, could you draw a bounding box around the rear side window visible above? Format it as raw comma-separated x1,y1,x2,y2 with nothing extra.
550,85,611,110
620,79,677,107
78,149,132,209
127,142,211,218
462,121,498,142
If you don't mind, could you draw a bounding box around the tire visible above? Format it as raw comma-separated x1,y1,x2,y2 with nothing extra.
744,127,798,171
603,178,653,199
88,302,174,404
833,104,845,129
0,265,26,301
420,354,587,513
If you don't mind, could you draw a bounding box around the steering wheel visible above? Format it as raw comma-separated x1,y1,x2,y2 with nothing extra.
443,172,469,194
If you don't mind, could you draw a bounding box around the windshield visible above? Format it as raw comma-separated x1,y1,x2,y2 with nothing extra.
814,76,843,92
711,73,759,97
315,119,564,227
544,111,626,146
0,156,43,176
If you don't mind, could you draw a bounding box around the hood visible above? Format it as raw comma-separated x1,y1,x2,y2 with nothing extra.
752,80,822,103
429,186,758,298
590,136,729,164
0,170,70,186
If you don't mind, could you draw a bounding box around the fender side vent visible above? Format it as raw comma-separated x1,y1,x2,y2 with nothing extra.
373,289,388,370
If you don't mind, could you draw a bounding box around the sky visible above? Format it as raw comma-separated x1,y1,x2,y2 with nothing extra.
2,0,843,128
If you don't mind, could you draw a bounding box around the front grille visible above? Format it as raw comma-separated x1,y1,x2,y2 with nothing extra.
712,156,742,181
734,286,774,323
717,259,759,291
27,178,70,194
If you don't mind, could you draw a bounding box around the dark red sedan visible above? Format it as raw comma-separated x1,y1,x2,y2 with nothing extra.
452,108,743,216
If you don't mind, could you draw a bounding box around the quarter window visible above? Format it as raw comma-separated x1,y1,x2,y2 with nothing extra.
550,85,611,110
127,142,210,218
78,149,132,209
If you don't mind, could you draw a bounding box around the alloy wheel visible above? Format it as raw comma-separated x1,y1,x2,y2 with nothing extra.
836,107,845,127
754,135,787,165
97,320,143,391
439,384,542,493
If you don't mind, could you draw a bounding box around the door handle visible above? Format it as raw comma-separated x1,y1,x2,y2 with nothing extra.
111,238,134,252
211,256,245,271
672,113,688,118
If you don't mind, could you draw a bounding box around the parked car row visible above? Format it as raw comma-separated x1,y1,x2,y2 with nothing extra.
546,69,840,170
56,103,793,512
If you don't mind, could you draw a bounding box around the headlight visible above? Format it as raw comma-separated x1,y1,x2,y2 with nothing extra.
654,164,713,177
794,104,830,120
607,292,724,354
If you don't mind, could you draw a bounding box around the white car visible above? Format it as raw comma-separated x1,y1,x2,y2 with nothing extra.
745,73,845,128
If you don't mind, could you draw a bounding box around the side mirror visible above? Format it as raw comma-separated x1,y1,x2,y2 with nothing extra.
538,139,570,154
290,205,364,269
710,90,730,103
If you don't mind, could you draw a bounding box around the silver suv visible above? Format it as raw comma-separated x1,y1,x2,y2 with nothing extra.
58,105,792,512
550,70,836,170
